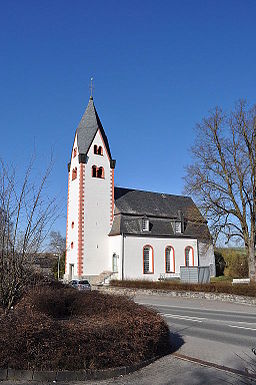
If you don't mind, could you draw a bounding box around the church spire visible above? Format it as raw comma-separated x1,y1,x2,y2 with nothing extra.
75,93,112,161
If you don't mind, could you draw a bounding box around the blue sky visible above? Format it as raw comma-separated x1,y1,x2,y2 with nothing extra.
0,0,256,236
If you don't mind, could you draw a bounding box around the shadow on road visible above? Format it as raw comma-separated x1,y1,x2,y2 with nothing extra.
168,330,185,354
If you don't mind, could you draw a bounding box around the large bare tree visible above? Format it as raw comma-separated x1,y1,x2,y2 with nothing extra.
0,158,56,311
184,100,256,280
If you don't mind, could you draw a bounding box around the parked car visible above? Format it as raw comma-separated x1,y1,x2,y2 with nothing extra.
69,279,91,291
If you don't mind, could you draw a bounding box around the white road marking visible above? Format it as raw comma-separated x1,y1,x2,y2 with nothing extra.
159,313,203,323
229,320,256,326
136,301,256,317
138,302,190,308
139,302,256,329
228,325,256,331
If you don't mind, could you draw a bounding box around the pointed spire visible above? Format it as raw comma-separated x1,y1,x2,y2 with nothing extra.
75,96,112,160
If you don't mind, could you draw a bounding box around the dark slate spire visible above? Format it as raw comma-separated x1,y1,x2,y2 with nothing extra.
76,97,112,160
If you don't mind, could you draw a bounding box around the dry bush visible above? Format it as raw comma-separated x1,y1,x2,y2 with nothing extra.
110,279,256,297
0,285,170,370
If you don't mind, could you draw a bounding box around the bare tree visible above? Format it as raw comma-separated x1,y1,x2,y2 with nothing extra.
49,231,66,280
184,100,256,280
0,159,56,311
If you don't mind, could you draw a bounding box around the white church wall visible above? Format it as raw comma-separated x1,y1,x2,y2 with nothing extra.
123,235,198,281
198,241,216,276
82,130,112,275
65,134,80,279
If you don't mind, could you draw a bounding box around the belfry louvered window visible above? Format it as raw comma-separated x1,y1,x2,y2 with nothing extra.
92,165,97,177
143,245,153,274
72,167,77,181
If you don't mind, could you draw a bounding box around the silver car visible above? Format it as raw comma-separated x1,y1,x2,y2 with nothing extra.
69,279,91,291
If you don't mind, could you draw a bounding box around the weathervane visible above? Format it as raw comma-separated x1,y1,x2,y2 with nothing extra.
89,77,94,98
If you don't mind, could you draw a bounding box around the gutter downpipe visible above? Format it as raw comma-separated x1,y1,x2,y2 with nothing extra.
121,233,125,280
197,239,199,267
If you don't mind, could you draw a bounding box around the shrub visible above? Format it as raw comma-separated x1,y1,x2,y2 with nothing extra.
0,285,170,370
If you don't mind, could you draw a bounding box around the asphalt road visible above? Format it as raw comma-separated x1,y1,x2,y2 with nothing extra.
135,294,256,372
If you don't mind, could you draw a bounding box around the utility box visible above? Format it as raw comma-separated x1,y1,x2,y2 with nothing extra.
180,266,210,284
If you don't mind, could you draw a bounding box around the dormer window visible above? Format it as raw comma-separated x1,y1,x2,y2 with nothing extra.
72,167,77,181
175,221,182,234
142,217,149,232
172,220,182,234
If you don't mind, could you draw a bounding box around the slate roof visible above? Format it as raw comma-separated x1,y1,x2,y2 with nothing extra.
114,187,204,221
74,96,112,159
110,187,211,241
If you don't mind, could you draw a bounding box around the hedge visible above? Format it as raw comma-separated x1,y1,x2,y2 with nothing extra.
110,279,256,297
0,284,170,370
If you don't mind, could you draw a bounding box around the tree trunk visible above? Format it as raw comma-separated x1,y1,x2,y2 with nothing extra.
248,240,256,281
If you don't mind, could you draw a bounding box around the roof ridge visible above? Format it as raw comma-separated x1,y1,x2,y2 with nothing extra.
114,186,191,199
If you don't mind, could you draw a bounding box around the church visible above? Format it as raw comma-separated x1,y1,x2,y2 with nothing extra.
64,96,215,283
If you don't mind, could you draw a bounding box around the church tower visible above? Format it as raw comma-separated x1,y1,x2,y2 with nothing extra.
64,96,115,281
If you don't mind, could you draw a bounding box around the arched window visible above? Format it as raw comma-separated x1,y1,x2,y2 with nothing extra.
73,147,77,158
143,245,154,274
185,246,194,267
72,167,77,180
98,146,103,155
71,242,74,249
92,165,97,177
165,246,175,273
94,145,98,154
71,221,74,229
97,167,104,179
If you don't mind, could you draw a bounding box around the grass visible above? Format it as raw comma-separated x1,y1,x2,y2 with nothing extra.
0,283,170,371
110,279,256,297
210,276,233,283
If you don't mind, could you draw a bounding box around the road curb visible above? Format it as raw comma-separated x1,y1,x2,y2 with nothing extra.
1,357,158,382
